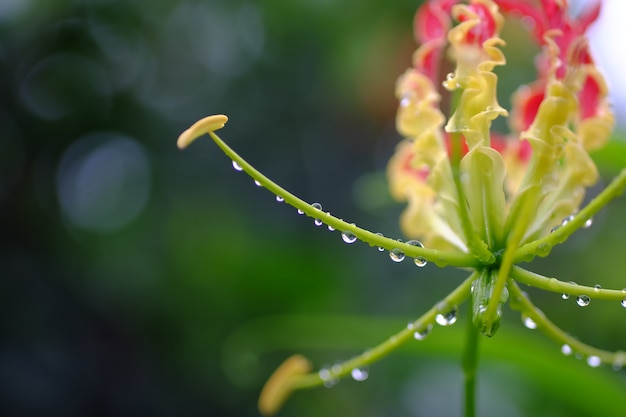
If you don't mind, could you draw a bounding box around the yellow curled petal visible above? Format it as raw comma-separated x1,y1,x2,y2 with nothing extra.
258,354,312,416
177,114,229,149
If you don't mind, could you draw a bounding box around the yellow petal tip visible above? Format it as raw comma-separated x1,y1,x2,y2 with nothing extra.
177,114,228,149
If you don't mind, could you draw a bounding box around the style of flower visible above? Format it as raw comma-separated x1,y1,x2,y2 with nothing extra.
177,0,626,415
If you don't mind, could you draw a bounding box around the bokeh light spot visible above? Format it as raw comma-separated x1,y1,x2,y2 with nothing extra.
56,133,151,232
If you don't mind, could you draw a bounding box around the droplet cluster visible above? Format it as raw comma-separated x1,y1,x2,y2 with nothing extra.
318,367,339,388
229,156,431,268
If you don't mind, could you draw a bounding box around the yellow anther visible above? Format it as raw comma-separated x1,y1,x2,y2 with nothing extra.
258,354,312,416
176,114,228,149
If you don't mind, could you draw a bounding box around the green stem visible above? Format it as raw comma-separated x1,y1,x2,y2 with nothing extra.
508,280,626,368
208,131,482,268
449,133,496,264
514,168,626,263
462,301,480,417
288,273,475,390
510,266,626,301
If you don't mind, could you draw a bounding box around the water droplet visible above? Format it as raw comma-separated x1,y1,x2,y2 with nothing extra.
446,72,455,81
413,324,432,340
522,315,537,330
297,209,304,215
561,344,573,356
594,284,602,292
232,160,243,171
331,364,343,374
561,285,573,300
414,258,427,268
561,214,575,226
375,232,385,252
275,195,284,203
254,180,262,187
406,240,427,267
436,309,457,326
341,230,357,244
550,225,560,233
400,96,411,107
576,295,590,307
584,218,593,228
620,299,626,308
587,356,602,368
319,368,338,388
351,367,369,382
389,248,405,263
536,242,550,256
310,203,323,226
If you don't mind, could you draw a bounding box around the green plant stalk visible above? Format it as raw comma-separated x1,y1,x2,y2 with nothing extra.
208,131,482,268
286,273,476,391
510,266,626,300
514,168,626,263
449,133,496,264
508,280,626,367
462,301,480,417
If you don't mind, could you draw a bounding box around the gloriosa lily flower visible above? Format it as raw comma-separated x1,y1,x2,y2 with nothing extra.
177,0,626,415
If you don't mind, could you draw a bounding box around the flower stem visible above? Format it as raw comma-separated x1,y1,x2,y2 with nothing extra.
510,266,626,300
449,133,496,264
514,168,626,263
508,280,626,368
462,301,480,417
285,273,475,391
207,131,482,268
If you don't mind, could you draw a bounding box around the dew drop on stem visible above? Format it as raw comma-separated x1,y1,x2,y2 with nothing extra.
587,356,602,368
413,324,432,340
318,368,338,388
436,309,457,326
311,203,323,226
389,248,405,263
375,232,385,252
561,344,573,356
576,295,591,307
561,215,575,226
275,195,284,203
341,230,357,244
351,367,369,382
232,160,243,171
522,315,537,330
406,239,427,267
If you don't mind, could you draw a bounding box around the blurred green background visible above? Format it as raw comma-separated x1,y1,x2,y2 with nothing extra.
1,0,626,416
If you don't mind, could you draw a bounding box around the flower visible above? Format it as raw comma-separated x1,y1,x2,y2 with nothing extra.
177,0,626,415
389,0,614,252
